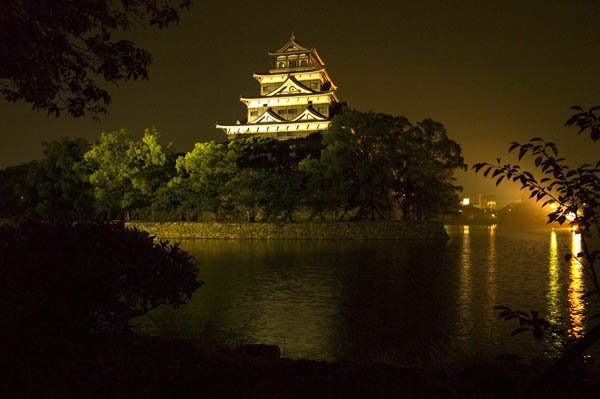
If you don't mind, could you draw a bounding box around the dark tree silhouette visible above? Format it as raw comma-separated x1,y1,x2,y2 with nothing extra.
474,105,600,374
0,0,191,117
0,222,201,337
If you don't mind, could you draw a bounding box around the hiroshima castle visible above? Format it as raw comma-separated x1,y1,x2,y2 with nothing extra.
216,35,339,140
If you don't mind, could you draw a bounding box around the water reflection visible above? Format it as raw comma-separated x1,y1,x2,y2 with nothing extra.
136,227,596,362
456,225,472,340
486,225,497,311
546,230,560,325
568,232,585,338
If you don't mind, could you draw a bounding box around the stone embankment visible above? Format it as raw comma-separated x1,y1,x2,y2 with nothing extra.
126,221,449,240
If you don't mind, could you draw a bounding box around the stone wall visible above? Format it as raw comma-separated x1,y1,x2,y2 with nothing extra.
126,221,449,241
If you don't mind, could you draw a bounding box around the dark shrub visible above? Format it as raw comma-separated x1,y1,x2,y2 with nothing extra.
0,222,201,338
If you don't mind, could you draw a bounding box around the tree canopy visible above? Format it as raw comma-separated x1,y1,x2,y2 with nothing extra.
0,222,200,336
302,110,465,221
22,137,93,221
84,128,175,220
0,0,191,117
1,109,465,223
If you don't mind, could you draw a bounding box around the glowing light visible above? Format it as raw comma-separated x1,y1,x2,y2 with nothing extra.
457,225,472,339
548,202,559,211
568,232,585,339
486,223,497,319
462,198,470,206
547,231,560,325
566,212,576,222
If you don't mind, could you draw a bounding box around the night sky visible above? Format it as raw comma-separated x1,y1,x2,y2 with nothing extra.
1,0,599,205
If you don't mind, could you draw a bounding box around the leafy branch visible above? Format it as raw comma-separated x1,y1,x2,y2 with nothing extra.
493,305,564,342
474,105,600,373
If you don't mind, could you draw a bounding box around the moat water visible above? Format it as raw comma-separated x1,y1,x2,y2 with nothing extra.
138,225,599,362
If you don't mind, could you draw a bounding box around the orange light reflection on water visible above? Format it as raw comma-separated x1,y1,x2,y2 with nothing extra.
546,230,560,325
486,225,497,310
568,232,585,339
457,225,472,338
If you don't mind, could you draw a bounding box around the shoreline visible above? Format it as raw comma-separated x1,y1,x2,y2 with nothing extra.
126,221,450,241
7,334,599,398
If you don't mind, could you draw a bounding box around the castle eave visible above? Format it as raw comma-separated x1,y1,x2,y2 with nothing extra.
216,120,331,135
241,91,338,107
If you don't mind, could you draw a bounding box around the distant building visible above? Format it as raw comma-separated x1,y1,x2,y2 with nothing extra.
478,194,497,210
216,34,340,140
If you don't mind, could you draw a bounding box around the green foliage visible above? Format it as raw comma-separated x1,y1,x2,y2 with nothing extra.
225,137,306,222
1,0,190,117
390,119,465,220
2,111,464,223
84,128,175,220
305,109,465,221
166,141,235,220
0,222,201,336
84,129,135,217
21,137,94,221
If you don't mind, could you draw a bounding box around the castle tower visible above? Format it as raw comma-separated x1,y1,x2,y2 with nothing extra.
216,34,339,140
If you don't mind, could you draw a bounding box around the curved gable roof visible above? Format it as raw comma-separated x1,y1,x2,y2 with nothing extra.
292,106,328,122
252,108,285,124
273,33,309,53
267,76,315,96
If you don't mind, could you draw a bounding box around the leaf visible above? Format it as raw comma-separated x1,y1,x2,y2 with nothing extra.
496,176,505,186
472,163,485,172
518,147,528,160
564,253,572,261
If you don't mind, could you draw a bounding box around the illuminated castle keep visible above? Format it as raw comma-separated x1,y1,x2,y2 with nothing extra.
217,34,339,140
